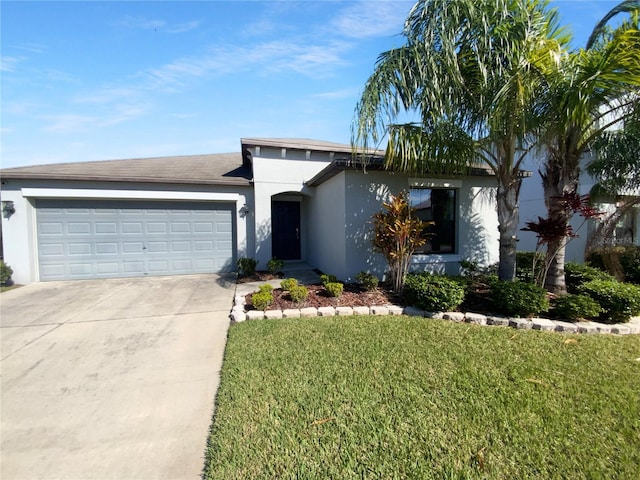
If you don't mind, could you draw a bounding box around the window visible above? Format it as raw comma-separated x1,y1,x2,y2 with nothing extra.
409,188,457,254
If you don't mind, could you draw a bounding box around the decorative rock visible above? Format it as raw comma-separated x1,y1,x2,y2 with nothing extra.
282,309,301,318
610,324,631,335
425,312,445,319
230,310,246,323
318,306,336,317
531,318,556,331
590,322,612,334
300,307,318,318
336,306,354,316
553,321,578,333
509,318,532,329
403,306,425,317
370,306,389,315
443,312,465,322
487,316,510,326
387,305,404,316
465,312,487,325
626,320,640,334
234,295,246,306
264,310,283,319
353,306,370,316
246,310,265,320
576,322,598,334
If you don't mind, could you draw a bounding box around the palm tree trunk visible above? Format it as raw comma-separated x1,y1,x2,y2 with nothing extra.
541,148,580,295
497,173,521,281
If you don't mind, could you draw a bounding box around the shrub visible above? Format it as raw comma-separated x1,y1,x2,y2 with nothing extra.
237,257,258,277
289,285,309,303
578,280,640,323
320,274,337,286
258,284,273,294
251,290,273,311
325,282,344,298
552,294,603,321
0,260,13,285
515,251,545,283
564,262,615,293
489,280,549,317
403,273,465,312
267,258,285,275
280,278,298,291
587,246,640,284
355,271,379,291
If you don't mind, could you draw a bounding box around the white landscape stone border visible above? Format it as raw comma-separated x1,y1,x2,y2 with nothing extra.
230,286,640,335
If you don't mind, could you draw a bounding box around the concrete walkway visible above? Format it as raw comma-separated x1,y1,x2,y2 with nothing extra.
1,274,235,480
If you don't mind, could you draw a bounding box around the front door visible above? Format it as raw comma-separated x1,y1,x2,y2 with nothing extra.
272,201,301,260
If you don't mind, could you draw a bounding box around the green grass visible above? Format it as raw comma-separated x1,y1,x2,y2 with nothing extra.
204,317,640,479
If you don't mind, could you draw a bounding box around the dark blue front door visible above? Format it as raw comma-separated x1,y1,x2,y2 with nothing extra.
272,201,301,260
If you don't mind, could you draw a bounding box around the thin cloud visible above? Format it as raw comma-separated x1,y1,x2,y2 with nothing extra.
167,20,202,34
114,15,166,30
312,88,360,100
1,56,25,72
331,0,412,39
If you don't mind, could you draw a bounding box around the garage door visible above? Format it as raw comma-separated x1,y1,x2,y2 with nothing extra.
36,199,234,280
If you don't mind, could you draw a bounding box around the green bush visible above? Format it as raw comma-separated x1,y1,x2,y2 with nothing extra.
552,294,603,321
565,262,615,293
280,278,298,291
237,257,258,277
578,280,640,323
0,260,13,285
587,246,640,284
320,274,338,286
267,258,285,275
403,273,465,312
289,285,309,303
355,271,379,291
325,282,344,298
489,280,549,317
515,251,545,283
258,284,273,294
251,290,273,311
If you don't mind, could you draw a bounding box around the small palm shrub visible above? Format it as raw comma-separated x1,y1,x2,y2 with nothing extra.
565,262,615,293
289,285,309,303
267,258,285,275
280,278,298,291
403,273,465,312
578,280,640,323
489,280,549,317
552,294,602,321
355,271,379,291
325,282,344,298
237,257,258,277
320,274,337,286
515,251,545,283
0,260,13,285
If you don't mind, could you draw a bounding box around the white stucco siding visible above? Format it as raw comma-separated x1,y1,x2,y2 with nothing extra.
0,179,253,284
307,172,347,279
340,171,499,281
249,147,332,266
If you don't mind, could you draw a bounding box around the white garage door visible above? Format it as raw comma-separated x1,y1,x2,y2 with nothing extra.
36,199,235,281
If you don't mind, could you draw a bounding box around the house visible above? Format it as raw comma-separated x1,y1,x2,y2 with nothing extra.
1,138,500,285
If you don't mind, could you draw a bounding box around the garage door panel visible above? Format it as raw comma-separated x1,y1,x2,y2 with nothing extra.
37,200,235,280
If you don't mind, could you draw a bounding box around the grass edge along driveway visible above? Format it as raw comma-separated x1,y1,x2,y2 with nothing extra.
205,316,640,479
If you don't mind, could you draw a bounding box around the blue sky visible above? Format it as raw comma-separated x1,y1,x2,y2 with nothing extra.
1,0,623,168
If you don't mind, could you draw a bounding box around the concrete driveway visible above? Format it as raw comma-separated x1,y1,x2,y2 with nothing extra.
1,274,235,480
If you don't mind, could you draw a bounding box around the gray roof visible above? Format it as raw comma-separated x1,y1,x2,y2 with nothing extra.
241,137,383,155
0,152,252,186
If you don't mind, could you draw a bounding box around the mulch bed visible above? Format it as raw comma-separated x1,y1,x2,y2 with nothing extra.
246,283,401,311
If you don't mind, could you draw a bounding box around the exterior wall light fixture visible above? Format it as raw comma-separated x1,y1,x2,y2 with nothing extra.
2,201,15,218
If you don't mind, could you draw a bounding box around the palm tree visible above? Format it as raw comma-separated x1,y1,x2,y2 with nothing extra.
539,1,640,294
353,0,566,281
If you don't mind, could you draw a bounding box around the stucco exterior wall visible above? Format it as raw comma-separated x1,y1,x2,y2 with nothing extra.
248,146,332,266
0,178,253,284
307,172,346,278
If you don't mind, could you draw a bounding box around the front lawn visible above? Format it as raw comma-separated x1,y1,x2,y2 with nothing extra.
204,317,640,479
